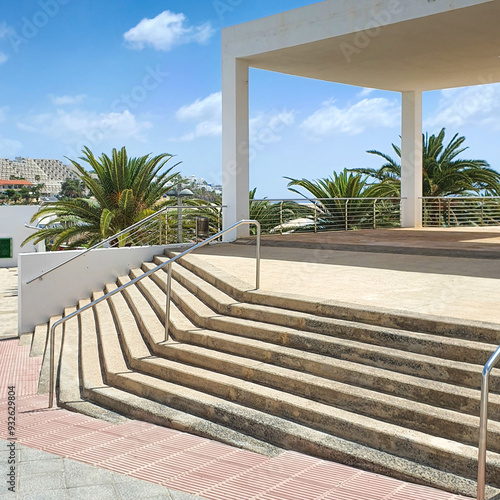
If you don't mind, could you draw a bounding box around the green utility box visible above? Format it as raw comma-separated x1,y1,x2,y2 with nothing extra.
0,238,13,259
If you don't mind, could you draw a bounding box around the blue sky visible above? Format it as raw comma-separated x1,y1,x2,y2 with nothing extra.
0,0,499,198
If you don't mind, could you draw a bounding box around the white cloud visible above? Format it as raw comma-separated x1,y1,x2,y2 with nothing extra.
17,109,152,144
49,94,87,106
173,91,296,143
176,91,221,122
357,87,375,98
426,84,500,130
0,52,8,65
174,91,222,141
124,11,215,52
301,97,400,138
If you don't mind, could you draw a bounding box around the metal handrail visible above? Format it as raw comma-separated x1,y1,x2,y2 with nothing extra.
47,219,261,408
421,196,500,199
251,197,404,202
477,346,500,500
27,204,224,284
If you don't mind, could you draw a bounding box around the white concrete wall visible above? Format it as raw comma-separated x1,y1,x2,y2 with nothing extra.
19,245,171,334
0,206,40,268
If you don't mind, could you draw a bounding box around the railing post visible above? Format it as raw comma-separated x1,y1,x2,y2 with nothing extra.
423,199,426,227
280,201,283,235
177,199,183,243
477,346,500,500
314,205,317,233
481,199,484,226
345,199,349,231
373,199,377,229
255,222,261,290
448,199,451,227
158,213,162,245
48,323,57,408
477,368,490,500
165,262,172,342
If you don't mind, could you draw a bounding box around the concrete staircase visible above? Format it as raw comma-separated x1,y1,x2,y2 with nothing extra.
29,247,500,498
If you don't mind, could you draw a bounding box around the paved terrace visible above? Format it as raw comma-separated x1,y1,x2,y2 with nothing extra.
208,227,500,325
1,227,490,499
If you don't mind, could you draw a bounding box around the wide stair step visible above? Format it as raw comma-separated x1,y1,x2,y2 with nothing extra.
34,247,500,498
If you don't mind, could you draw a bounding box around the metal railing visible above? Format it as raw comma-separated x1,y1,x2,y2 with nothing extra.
250,197,403,235
27,203,224,284
422,197,500,227
47,219,261,408
477,346,500,500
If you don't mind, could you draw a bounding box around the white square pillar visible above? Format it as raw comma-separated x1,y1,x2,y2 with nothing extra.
401,91,423,228
222,56,249,241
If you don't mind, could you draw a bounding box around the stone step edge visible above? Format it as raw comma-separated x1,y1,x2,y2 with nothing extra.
124,272,500,421
145,266,494,393
96,283,500,485
29,323,48,357
159,255,496,366
116,274,500,452
114,368,499,498
78,290,281,457
86,384,496,499
168,249,500,344
84,383,282,458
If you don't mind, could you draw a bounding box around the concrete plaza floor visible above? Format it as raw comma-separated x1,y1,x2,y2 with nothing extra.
200,227,500,325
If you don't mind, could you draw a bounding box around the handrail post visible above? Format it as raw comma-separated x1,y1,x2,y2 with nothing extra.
48,322,57,408
477,367,489,500
165,262,172,342
477,346,500,500
373,199,377,229
255,221,261,290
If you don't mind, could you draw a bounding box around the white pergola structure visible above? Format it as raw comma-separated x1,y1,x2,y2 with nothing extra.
221,0,500,238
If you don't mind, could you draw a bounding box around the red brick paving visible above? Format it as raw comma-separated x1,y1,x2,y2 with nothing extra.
0,339,472,499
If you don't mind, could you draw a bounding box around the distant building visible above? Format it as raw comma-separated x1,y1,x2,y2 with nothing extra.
0,157,79,196
184,175,222,196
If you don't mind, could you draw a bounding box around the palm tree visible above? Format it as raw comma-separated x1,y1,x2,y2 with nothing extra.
285,168,398,230
59,178,84,199
23,146,180,250
351,128,500,198
248,188,308,234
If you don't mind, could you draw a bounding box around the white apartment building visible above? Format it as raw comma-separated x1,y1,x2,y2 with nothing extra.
0,157,79,196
